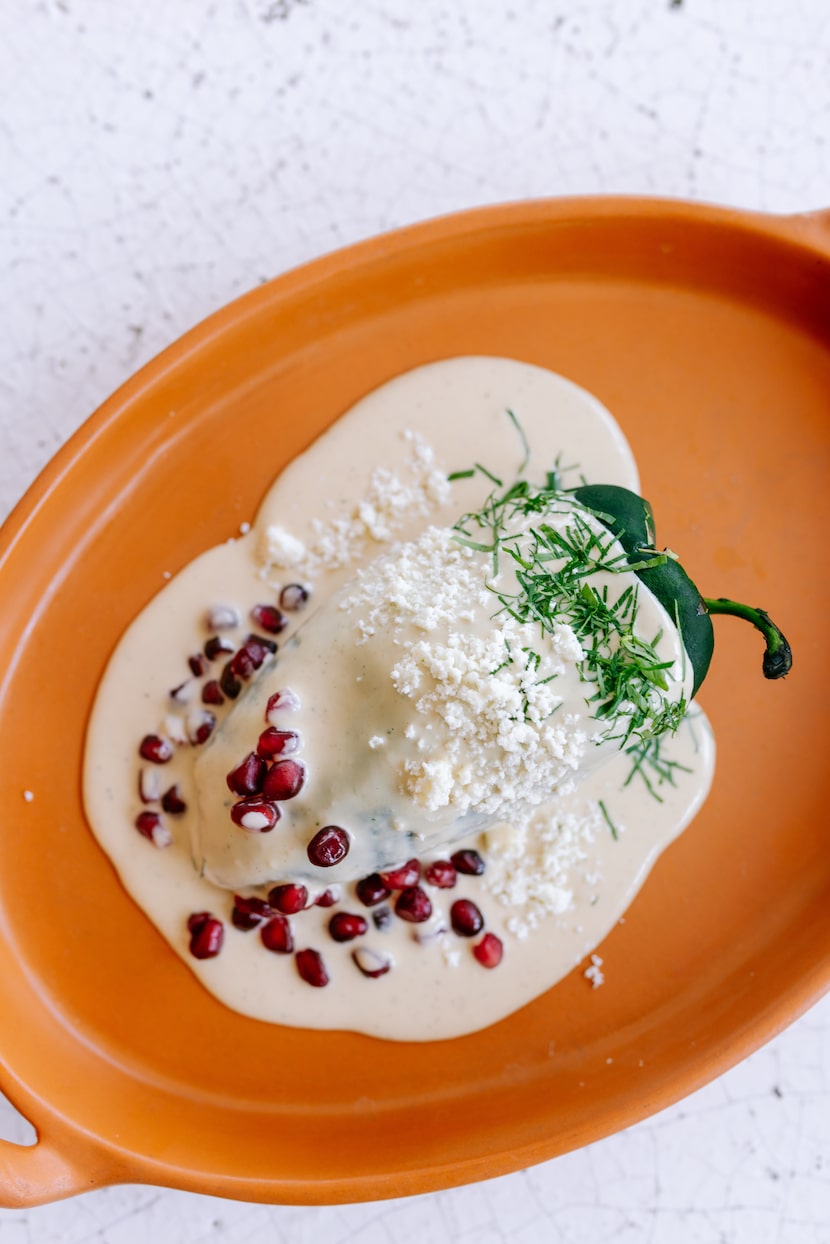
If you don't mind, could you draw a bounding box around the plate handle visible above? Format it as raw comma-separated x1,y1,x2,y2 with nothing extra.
0,1129,109,1207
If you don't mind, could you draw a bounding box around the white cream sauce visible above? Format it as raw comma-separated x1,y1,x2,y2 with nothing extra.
84,357,715,1042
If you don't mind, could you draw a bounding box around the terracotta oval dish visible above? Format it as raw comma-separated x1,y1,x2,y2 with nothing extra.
1,198,829,1207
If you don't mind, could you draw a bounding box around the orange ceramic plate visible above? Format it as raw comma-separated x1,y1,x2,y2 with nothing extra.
1,198,829,1207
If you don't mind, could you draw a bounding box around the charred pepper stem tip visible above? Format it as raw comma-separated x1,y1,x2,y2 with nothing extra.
702,597,793,680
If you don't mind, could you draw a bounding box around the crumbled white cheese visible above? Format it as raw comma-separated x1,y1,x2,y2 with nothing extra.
260,525,307,569
342,522,603,818
258,431,450,581
22,789,34,803
483,801,602,934
584,953,605,989
367,735,386,749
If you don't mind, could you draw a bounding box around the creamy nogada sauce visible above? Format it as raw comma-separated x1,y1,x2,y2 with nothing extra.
84,357,715,1042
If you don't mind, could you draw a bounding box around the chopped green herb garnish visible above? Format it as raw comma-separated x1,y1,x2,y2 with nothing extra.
451,473,687,751
598,799,619,841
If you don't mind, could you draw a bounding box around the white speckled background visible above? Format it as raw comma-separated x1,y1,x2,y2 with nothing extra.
1,0,829,1238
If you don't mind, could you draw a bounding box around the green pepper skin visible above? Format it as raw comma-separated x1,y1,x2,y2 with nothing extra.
570,483,791,698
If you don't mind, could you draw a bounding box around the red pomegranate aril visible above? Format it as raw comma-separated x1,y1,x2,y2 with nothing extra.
138,766,160,803
229,646,257,680
201,679,225,705
187,911,211,934
139,733,173,764
380,857,421,890
424,859,457,888
161,784,187,815
450,848,486,876
395,886,432,923
265,688,300,722
353,947,393,978
473,932,503,968
187,709,216,746
188,914,224,959
450,898,484,937
262,758,305,801
328,911,368,943
205,635,235,661
232,894,275,930
220,661,242,699
314,885,341,908
307,825,350,868
245,631,277,661
205,604,239,631
226,752,266,796
256,727,300,758
260,914,294,954
230,797,280,832
355,873,391,907
134,810,172,848
295,947,329,987
250,603,288,634
279,582,310,612
267,882,308,914
189,652,210,677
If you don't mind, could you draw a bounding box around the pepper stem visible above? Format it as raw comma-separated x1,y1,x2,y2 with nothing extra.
702,598,792,680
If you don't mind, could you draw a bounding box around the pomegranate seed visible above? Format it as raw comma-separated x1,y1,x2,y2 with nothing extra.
205,604,239,631
256,727,300,758
138,766,160,803
279,583,310,612
265,689,300,722
328,912,368,942
353,947,393,978
244,633,277,665
450,898,484,937
473,932,503,968
229,646,257,680
230,797,280,832
250,603,287,634
355,873,391,907
451,848,485,876
260,915,294,954
205,635,235,661
372,905,393,931
187,911,211,933
424,859,457,888
295,948,329,987
380,858,421,889
262,758,306,801
161,784,187,814
307,825,350,868
189,652,210,677
170,679,192,705
188,914,224,959
395,886,432,923
314,886,341,908
226,752,266,796
201,679,225,705
220,661,242,699
134,810,172,848
139,734,173,764
232,895,275,930
187,709,216,745
267,882,309,914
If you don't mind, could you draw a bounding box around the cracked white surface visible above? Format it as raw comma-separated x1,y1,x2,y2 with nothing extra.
2,0,829,1237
